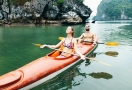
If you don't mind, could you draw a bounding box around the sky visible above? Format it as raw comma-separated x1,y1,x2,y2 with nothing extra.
83,0,102,16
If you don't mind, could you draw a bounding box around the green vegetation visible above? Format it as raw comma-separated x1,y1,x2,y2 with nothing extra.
104,1,121,18
97,0,132,19
55,0,64,6
56,0,64,4
73,0,84,3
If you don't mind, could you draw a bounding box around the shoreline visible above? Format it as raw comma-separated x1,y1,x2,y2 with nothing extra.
0,20,85,27
1,23,62,27
0,21,62,27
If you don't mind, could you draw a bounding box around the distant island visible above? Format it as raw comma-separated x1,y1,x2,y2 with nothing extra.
94,0,132,21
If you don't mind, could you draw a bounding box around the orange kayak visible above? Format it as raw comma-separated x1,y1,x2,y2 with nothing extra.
0,43,98,90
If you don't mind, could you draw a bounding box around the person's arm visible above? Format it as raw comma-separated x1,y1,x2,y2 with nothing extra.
79,33,84,39
40,38,64,49
76,33,84,40
92,33,97,45
73,38,85,60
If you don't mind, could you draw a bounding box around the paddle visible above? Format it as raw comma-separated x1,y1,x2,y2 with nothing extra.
58,37,119,46
33,43,112,66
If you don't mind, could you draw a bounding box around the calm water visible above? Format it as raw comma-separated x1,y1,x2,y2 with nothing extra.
0,20,132,90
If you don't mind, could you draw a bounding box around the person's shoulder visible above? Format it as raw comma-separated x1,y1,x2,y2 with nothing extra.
72,38,77,42
81,33,85,35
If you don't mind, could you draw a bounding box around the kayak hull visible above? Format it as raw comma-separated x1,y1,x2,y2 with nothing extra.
0,43,98,90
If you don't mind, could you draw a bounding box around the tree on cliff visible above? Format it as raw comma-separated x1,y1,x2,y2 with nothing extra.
94,0,132,21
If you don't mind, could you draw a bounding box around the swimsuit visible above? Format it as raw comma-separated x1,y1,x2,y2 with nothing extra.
63,38,73,49
56,38,74,58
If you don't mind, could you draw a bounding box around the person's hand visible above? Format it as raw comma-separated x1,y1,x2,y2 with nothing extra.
92,42,96,46
40,44,47,48
81,55,86,60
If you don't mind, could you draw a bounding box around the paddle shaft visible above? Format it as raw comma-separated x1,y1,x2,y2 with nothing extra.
45,46,78,56
84,41,118,46
83,41,104,44
33,43,112,66
59,37,118,46
45,46,112,66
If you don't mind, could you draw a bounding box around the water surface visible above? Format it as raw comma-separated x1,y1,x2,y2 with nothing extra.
0,20,132,90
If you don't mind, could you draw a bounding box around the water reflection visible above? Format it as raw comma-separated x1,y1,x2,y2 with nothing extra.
94,51,119,57
85,52,96,66
105,51,119,57
31,67,81,90
32,60,112,90
119,24,132,30
88,72,113,79
85,59,91,66
115,24,132,46
97,20,132,24
31,60,92,90
31,52,97,90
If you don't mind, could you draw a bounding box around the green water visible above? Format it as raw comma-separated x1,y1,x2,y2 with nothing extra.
0,20,132,90
0,25,84,75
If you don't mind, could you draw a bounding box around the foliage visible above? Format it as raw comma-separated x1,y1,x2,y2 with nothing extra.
73,0,84,3
56,0,64,5
54,0,64,9
124,4,132,17
97,0,132,19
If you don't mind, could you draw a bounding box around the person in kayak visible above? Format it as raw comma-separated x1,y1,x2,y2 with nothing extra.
40,26,85,60
77,24,97,46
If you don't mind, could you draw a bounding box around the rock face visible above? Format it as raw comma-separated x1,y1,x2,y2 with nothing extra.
0,0,92,25
94,0,132,21
61,11,82,24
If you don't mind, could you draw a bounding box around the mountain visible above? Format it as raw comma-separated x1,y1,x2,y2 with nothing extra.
0,0,92,25
94,0,132,21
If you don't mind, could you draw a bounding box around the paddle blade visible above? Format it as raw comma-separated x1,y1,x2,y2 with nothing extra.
105,42,119,46
33,43,42,47
58,37,64,40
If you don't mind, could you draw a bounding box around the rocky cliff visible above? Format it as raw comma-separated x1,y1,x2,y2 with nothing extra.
0,0,92,25
94,0,132,21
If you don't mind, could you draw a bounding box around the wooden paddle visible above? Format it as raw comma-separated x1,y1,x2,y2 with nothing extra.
33,43,112,66
58,37,119,46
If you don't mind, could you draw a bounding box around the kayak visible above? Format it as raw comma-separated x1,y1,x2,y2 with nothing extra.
0,43,98,90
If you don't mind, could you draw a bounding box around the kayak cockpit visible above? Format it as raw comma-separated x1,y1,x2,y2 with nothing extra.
47,50,74,60
46,45,76,60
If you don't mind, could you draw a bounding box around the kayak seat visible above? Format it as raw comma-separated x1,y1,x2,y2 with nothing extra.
50,45,64,57
54,48,75,60
50,51,61,57
49,45,75,59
